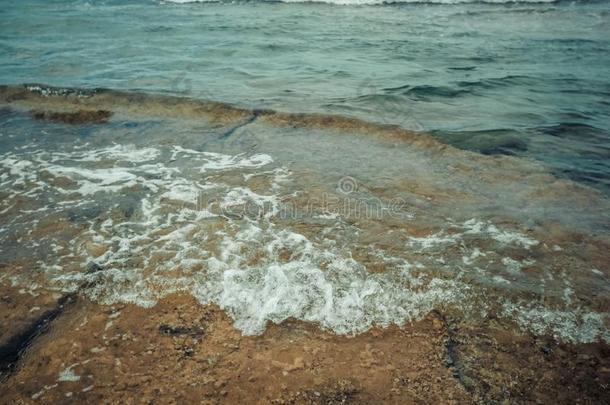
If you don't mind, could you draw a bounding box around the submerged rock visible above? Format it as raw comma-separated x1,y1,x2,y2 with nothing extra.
31,109,112,124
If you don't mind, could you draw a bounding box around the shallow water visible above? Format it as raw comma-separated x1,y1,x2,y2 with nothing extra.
1,0,610,192
0,86,609,342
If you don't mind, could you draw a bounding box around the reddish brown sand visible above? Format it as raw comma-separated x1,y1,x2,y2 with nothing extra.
1,283,608,404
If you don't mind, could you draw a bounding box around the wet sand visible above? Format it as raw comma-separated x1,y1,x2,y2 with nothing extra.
1,282,609,403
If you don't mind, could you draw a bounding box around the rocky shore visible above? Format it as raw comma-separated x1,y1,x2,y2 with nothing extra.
1,283,608,404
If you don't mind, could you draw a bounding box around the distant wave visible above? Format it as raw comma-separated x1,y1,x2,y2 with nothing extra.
162,0,560,5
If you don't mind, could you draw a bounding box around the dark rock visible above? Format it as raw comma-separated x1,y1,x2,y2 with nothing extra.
158,324,204,338
31,109,112,124
86,262,103,274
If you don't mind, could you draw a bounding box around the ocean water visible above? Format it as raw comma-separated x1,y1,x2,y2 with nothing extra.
1,0,610,343
1,0,609,191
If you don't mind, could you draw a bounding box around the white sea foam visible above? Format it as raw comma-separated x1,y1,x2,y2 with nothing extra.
462,219,538,249
462,247,484,265
408,219,539,251
501,257,534,274
76,144,160,163
169,145,273,172
408,232,460,250
502,302,610,343
57,364,81,382
70,220,470,336
221,187,282,218
1,139,471,335
2,143,608,343
200,152,273,172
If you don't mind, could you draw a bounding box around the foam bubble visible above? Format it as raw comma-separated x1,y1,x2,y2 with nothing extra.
2,141,608,343
57,364,81,382
502,302,610,343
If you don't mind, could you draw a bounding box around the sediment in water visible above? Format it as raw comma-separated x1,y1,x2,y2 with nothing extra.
0,82,608,341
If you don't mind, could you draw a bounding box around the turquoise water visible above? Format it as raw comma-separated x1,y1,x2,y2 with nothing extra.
1,0,609,191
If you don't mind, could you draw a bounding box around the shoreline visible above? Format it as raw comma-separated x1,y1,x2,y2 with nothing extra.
1,284,608,403
1,82,609,402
